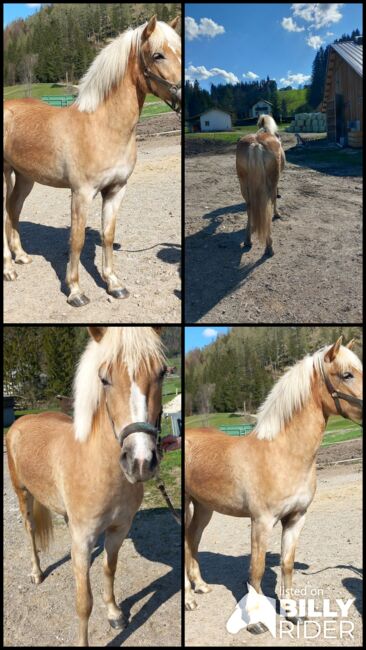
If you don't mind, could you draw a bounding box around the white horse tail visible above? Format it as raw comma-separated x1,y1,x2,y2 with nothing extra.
247,144,272,243
257,114,278,136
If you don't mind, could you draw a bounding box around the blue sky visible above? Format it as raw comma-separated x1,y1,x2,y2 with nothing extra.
4,3,42,27
185,3,363,89
185,327,230,353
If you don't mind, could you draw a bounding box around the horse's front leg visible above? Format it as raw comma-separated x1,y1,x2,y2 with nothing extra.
66,189,93,307
71,536,94,646
103,522,132,629
101,185,129,299
281,512,307,624
247,517,273,634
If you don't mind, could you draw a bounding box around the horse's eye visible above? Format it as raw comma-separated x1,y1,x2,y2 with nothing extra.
101,376,111,386
153,52,165,61
342,372,353,380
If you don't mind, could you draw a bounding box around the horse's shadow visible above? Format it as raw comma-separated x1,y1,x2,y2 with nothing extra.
107,508,181,647
185,202,273,322
19,222,180,298
196,551,309,606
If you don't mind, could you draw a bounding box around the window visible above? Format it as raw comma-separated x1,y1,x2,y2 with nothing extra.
205,121,210,126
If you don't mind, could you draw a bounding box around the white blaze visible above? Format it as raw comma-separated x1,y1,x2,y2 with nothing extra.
129,382,150,458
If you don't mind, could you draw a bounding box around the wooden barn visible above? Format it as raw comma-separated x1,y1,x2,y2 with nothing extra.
322,41,363,147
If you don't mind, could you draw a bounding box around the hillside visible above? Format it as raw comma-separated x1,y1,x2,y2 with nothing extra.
185,326,362,416
277,87,308,114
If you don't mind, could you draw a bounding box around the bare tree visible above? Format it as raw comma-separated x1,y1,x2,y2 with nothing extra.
19,53,38,97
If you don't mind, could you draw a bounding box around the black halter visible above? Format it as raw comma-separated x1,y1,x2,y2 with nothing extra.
140,51,181,114
318,359,363,418
118,413,162,448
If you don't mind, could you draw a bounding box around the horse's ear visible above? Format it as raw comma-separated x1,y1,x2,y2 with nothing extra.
324,336,343,362
88,326,107,342
142,15,157,41
346,339,355,349
169,16,180,31
152,326,164,336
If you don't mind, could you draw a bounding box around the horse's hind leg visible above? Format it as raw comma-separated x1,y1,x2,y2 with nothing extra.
3,168,17,280
14,487,44,583
103,522,132,630
101,184,129,299
281,512,307,624
185,498,213,609
238,178,252,248
6,171,34,265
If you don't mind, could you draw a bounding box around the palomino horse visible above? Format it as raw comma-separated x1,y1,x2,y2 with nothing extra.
236,114,285,256
3,16,181,306
6,326,168,646
185,338,362,633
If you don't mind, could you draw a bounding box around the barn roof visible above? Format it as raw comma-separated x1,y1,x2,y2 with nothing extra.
322,42,363,110
331,42,363,77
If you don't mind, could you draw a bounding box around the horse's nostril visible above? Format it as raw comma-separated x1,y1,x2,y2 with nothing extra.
121,451,128,462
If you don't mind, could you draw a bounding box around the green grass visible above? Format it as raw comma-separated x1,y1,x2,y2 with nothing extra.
185,412,362,447
185,123,291,144
277,88,308,113
4,84,171,119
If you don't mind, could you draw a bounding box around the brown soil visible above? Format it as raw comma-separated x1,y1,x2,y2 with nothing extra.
4,114,181,324
185,443,362,646
185,134,362,323
3,443,181,647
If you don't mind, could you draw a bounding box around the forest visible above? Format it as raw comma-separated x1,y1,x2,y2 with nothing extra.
185,30,361,122
4,326,181,406
185,326,362,416
4,3,181,86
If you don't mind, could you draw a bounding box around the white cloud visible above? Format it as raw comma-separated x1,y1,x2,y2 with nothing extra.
26,3,41,6
203,328,218,338
243,71,259,79
185,64,239,84
279,72,311,87
306,35,325,49
326,31,334,36
281,16,305,32
185,16,225,41
291,3,344,29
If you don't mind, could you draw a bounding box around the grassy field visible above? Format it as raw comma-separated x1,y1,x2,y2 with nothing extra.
277,87,307,113
3,84,171,118
185,123,291,144
185,413,362,446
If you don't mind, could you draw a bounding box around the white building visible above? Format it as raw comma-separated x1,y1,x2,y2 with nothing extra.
200,108,232,132
251,99,273,118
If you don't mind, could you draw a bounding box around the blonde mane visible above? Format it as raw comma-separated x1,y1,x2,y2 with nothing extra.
73,327,166,441
75,20,180,113
254,344,362,440
257,114,278,136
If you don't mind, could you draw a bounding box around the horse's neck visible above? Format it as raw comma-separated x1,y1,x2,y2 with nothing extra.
279,392,327,465
95,62,145,136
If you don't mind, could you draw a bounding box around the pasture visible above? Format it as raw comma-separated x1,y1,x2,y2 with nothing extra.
185,133,362,323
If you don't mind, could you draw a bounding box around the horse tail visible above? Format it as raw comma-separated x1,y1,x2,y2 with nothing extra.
33,499,54,551
247,144,272,243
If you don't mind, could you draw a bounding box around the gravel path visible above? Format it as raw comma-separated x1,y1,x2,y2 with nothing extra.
185,135,362,323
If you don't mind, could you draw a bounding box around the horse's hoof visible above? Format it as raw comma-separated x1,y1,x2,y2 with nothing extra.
15,253,32,265
67,294,90,307
194,583,212,594
108,615,128,630
277,193,281,198
243,241,252,250
286,615,307,625
185,599,198,611
4,269,18,281
31,573,44,585
272,213,281,221
247,621,268,634
107,288,130,299
264,246,274,257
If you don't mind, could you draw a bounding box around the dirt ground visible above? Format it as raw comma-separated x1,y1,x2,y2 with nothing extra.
4,113,181,324
3,443,181,647
185,440,362,647
185,134,362,323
